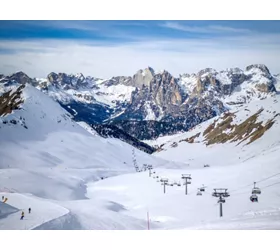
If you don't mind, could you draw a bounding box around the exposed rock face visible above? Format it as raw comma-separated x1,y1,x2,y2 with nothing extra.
0,84,25,117
47,72,90,90
245,64,270,75
102,76,132,87
150,70,182,106
1,64,278,140
132,67,155,88
0,72,33,86
256,83,276,93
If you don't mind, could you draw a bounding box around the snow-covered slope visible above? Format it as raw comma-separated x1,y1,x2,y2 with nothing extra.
153,95,280,165
0,83,170,198
35,73,135,109
80,95,280,230
0,83,186,229
1,74,280,230
274,74,280,92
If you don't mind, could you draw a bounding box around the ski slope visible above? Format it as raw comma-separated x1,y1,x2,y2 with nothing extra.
1,83,280,229
0,192,68,230
0,83,186,230
85,148,280,230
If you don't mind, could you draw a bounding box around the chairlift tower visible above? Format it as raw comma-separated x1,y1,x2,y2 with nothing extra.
147,165,153,177
181,174,192,195
143,164,148,172
160,178,169,194
212,188,230,217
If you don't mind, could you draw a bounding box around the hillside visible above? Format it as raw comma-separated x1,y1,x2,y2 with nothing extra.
80,95,280,230
149,95,280,167
1,72,280,230
0,82,189,229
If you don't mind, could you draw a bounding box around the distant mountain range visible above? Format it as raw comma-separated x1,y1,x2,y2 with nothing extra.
1,64,279,142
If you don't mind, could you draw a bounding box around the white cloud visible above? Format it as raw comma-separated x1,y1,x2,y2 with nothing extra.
0,34,280,79
161,22,252,34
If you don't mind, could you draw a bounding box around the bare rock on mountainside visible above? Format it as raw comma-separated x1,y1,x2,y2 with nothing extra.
0,84,25,117
0,64,279,140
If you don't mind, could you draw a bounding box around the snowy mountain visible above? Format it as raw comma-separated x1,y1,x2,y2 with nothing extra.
0,64,278,141
0,82,186,229
148,94,280,164
1,75,280,230
0,82,159,197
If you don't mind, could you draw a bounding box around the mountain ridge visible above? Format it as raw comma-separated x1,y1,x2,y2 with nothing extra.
1,64,278,141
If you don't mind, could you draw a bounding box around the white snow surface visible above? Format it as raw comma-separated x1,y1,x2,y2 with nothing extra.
43,82,135,108
0,83,184,230
76,121,98,136
1,83,280,230
144,101,156,120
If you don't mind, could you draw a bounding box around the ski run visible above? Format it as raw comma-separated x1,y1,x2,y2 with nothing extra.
1,83,280,230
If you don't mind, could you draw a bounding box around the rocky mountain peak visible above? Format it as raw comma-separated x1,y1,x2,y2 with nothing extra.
245,64,270,75
47,72,59,83
9,71,32,85
132,67,155,88
197,68,217,77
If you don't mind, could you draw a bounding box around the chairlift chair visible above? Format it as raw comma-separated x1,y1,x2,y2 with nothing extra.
200,187,205,192
250,194,258,202
252,182,261,194
197,189,202,196
252,187,261,195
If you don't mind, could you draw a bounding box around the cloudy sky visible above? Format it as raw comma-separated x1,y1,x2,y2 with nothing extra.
0,20,280,79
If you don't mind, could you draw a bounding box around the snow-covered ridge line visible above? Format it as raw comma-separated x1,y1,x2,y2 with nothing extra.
1,63,279,142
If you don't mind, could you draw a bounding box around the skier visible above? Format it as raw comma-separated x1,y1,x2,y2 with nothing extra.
2,196,4,201
20,211,24,220
28,208,31,214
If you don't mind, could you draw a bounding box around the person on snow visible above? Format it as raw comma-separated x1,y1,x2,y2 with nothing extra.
20,211,24,220
2,196,4,201
28,208,31,214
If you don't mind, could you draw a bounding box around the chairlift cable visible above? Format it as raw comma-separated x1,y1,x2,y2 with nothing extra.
260,180,280,190
230,172,280,193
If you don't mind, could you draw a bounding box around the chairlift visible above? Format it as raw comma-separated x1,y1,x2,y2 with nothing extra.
200,187,205,192
187,181,191,184
252,182,261,194
250,194,258,202
197,189,202,196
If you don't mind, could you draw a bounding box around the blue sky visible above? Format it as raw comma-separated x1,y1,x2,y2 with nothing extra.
0,21,280,78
